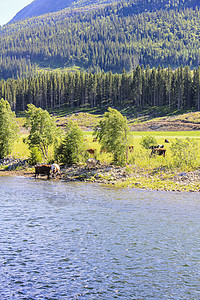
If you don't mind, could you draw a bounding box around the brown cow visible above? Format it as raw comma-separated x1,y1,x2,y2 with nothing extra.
155,148,166,157
128,145,134,152
86,148,96,155
35,164,51,179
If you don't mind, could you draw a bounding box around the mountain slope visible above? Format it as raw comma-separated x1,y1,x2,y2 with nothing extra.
10,0,117,23
1,0,200,79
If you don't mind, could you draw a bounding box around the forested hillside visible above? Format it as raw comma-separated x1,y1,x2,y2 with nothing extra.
1,0,200,80
10,0,117,23
1,65,200,112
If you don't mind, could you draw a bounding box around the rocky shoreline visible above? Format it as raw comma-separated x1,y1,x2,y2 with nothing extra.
0,158,199,192
60,164,200,192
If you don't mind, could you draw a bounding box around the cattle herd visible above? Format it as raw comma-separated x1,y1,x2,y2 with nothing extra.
148,139,169,157
34,140,169,179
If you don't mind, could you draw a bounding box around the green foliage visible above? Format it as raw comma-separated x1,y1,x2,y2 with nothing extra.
140,135,157,150
25,104,59,161
0,98,19,158
170,138,198,168
29,146,43,165
1,0,200,76
95,107,130,166
0,56,36,80
54,120,84,165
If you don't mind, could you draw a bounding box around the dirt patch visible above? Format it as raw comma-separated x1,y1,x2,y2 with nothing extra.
0,169,33,178
130,120,200,131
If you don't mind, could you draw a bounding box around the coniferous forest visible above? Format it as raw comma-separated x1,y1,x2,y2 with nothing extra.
1,0,200,112
1,65,200,112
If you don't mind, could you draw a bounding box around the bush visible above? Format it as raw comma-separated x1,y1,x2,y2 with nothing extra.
140,135,157,150
170,138,198,168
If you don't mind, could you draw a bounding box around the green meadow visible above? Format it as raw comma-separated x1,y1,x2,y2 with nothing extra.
82,131,200,169
10,129,200,192
13,131,200,165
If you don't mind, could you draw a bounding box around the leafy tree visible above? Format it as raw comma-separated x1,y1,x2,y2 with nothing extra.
54,120,84,165
0,98,19,159
95,107,129,166
140,135,157,150
24,104,59,161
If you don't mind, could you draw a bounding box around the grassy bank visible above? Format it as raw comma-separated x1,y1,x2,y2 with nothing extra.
7,129,200,192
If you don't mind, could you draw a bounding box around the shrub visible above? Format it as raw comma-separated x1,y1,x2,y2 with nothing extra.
140,135,157,150
170,138,198,168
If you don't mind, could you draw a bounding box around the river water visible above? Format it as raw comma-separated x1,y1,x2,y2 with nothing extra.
0,176,200,299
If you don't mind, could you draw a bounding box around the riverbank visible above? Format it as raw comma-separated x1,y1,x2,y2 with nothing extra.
61,164,200,192
1,163,200,192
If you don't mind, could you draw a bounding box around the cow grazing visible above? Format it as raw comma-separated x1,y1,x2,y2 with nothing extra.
149,146,166,157
86,148,96,155
93,137,97,142
128,145,134,152
35,164,51,179
51,163,61,178
86,158,100,169
165,139,170,143
155,148,166,157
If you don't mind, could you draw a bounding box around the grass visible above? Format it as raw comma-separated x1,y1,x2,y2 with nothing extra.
11,109,200,191
82,131,200,176
11,135,29,159
8,129,200,192
114,175,200,192
13,111,200,172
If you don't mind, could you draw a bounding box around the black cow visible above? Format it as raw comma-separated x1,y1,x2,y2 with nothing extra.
149,146,166,157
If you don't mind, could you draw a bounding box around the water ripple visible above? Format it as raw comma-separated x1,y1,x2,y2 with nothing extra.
0,177,200,299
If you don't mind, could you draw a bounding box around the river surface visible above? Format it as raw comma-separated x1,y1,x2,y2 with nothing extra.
0,176,200,299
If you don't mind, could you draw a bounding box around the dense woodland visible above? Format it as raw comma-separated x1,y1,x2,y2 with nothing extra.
1,0,200,113
1,0,200,78
0,56,37,80
1,65,200,112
